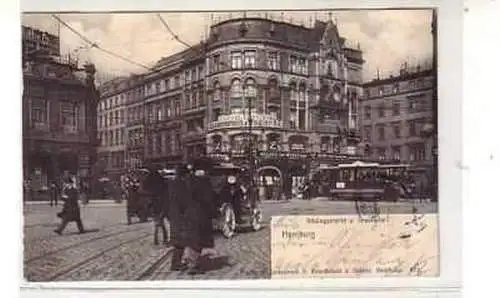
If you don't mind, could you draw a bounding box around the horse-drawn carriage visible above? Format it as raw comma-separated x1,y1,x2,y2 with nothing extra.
208,163,263,238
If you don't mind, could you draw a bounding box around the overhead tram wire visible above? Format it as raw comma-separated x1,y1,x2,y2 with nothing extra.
156,14,192,49
51,14,153,71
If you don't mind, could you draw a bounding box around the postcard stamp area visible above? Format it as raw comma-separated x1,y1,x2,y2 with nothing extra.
270,214,439,278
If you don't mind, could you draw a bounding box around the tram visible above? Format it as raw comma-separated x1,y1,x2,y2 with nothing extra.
310,160,410,201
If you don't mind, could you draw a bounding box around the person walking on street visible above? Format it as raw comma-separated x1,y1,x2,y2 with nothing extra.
49,180,59,206
54,176,85,235
167,160,217,275
145,165,169,246
167,164,191,272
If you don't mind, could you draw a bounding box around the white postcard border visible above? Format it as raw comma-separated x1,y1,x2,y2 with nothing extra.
12,0,462,293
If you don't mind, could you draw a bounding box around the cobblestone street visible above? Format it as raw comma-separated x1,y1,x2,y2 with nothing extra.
23,199,437,281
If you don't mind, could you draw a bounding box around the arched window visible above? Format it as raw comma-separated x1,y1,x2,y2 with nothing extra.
230,79,242,98
214,82,221,102
326,63,333,76
267,78,280,100
244,78,256,98
332,86,341,102
289,83,297,101
299,84,306,102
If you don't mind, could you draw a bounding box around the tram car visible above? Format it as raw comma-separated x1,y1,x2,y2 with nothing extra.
310,161,409,201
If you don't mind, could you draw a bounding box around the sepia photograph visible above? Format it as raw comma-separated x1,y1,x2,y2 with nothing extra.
21,9,439,281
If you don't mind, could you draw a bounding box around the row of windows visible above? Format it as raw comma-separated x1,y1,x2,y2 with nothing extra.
184,66,205,85
145,100,182,123
368,143,427,162
128,106,144,124
98,76,183,112
146,131,182,157
99,128,126,147
366,77,431,98
29,98,80,133
363,119,430,142
211,51,307,75
98,109,125,128
99,151,126,170
363,96,430,120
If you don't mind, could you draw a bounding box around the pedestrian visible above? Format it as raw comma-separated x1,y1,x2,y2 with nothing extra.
54,176,85,235
167,160,217,275
220,174,244,224
146,165,169,245
167,164,191,272
49,180,59,206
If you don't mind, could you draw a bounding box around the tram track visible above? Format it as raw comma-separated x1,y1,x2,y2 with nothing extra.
42,233,152,282
24,224,150,262
25,228,153,282
133,247,174,280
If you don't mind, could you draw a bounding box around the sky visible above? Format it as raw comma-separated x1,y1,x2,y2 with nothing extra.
22,10,434,85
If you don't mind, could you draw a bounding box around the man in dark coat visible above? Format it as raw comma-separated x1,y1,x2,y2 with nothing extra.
219,175,244,224
167,160,217,274
49,180,59,206
167,164,191,271
145,165,169,245
54,177,85,235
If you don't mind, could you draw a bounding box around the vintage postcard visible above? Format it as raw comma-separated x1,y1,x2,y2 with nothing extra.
22,8,438,282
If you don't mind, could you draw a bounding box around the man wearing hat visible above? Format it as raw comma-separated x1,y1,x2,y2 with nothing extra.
167,160,217,274
54,176,85,235
144,164,169,245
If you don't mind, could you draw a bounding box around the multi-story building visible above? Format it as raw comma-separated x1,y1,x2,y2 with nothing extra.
142,48,190,168
96,77,129,178
203,17,364,195
97,16,365,197
359,64,436,184
124,74,147,170
22,25,60,58
22,26,99,196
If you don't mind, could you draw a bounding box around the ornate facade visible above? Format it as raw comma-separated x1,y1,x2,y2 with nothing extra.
97,16,365,197
22,26,99,194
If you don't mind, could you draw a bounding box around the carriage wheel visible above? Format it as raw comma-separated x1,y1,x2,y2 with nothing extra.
221,205,236,238
251,208,263,231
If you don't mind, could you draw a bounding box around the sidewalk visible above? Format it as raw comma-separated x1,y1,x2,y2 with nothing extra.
24,200,124,206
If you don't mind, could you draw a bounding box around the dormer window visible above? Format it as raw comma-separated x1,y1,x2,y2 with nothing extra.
269,23,276,36
239,21,248,37
211,28,219,41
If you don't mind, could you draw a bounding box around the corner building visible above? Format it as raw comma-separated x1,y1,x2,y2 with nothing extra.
22,26,99,194
203,17,364,195
98,17,365,197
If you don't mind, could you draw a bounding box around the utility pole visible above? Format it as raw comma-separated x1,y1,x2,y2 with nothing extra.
245,84,256,193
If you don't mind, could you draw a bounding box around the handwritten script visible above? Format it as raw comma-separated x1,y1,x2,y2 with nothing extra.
271,214,439,278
